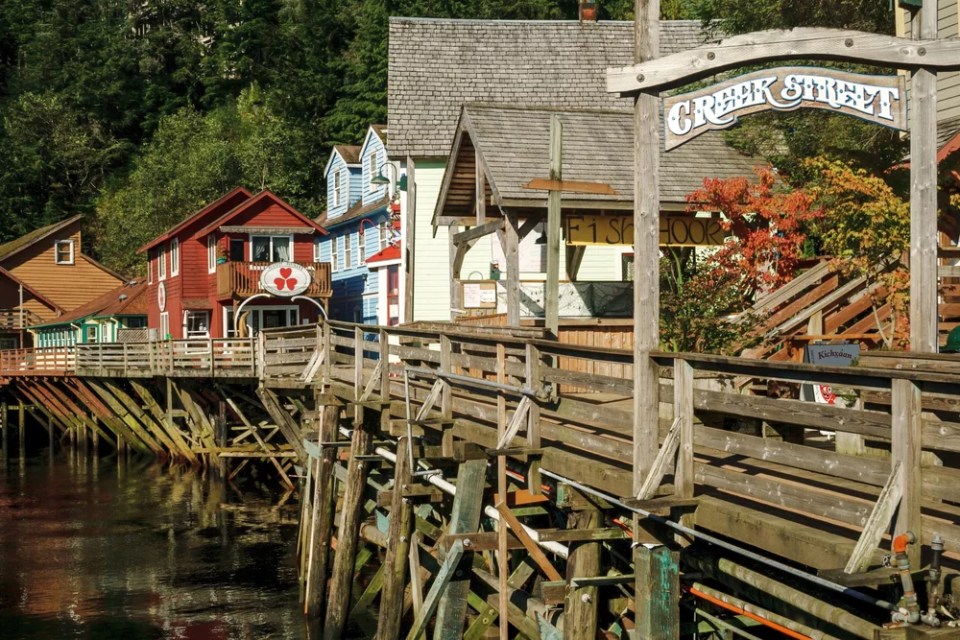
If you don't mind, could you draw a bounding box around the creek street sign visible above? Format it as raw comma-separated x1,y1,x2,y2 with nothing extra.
564,213,725,246
260,262,312,297
663,66,908,150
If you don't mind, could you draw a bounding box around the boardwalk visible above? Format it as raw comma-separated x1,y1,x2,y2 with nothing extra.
1,321,958,638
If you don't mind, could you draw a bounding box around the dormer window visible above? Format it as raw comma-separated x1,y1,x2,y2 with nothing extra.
333,171,342,207
368,152,378,191
54,240,74,265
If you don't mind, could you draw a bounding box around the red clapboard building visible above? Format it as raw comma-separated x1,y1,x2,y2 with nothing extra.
139,188,332,340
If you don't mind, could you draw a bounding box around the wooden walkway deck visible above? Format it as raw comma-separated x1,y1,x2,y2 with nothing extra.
1,321,958,638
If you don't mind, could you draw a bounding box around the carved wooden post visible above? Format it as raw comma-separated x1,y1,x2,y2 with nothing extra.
909,3,939,353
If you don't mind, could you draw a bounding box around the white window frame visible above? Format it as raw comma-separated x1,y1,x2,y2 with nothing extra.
333,171,342,207
368,152,378,192
170,238,180,276
158,247,167,280
379,222,388,250
183,310,210,339
313,237,322,262
160,312,170,339
358,231,365,265
249,234,294,263
54,239,74,265
344,235,352,270
332,237,340,272
148,254,154,284
207,236,216,273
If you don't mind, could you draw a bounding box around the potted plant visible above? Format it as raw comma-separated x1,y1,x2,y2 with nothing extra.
216,247,229,265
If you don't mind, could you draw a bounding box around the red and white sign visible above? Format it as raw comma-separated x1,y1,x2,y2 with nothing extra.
259,262,311,297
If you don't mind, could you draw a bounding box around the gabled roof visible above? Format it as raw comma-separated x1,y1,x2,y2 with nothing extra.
0,214,83,264
30,280,147,328
324,144,363,177
196,190,328,237
388,18,715,157
359,125,388,160
139,187,253,253
434,104,765,224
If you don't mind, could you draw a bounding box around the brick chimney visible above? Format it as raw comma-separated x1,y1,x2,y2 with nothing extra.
579,1,598,22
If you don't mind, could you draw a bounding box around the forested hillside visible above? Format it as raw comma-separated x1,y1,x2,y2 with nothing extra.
0,0,895,274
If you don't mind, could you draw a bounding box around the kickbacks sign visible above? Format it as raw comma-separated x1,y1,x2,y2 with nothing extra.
663,67,908,150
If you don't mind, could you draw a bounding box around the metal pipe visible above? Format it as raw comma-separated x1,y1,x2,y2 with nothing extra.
890,532,921,625
539,468,897,613
689,583,838,640
925,535,944,627
693,607,766,640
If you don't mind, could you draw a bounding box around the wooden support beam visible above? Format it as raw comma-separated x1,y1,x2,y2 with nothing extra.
565,245,586,282
636,417,680,500
130,380,197,464
405,539,465,640
522,177,617,195
496,502,563,582
375,437,416,640
674,359,694,499
844,461,902,574
54,381,126,451
452,220,504,246
504,212,520,326
545,115,562,337
103,380,179,458
404,155,416,324
323,416,372,639
891,378,922,568
256,387,308,462
433,458,488,640
305,404,339,619
635,545,680,640
565,509,601,635
224,395,294,490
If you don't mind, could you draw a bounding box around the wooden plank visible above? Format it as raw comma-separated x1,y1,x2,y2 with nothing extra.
404,540,465,640
565,509,601,634
675,359,694,500
433,458,488,640
496,502,563,582
636,418,680,500
844,462,902,574
521,177,617,195
452,219,503,245
504,212,520,326
255,387,308,462
130,380,197,464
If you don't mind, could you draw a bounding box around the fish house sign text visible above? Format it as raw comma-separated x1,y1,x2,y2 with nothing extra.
663,67,907,150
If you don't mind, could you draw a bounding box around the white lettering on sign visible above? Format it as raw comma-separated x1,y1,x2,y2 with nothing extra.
663,67,907,150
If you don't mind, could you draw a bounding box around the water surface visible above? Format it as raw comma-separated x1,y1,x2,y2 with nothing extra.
0,451,307,640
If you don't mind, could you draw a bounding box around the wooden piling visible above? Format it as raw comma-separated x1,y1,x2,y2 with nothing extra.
306,403,339,619
375,437,415,640
565,509,601,636
1,399,7,463
635,545,680,640
322,414,372,640
17,398,25,456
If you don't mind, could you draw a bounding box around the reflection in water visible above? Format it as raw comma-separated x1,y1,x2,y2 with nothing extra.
0,452,307,640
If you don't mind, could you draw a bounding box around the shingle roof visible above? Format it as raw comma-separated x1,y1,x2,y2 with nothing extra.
335,145,362,165
938,116,960,149
31,280,147,328
0,214,83,263
435,104,765,222
388,18,714,158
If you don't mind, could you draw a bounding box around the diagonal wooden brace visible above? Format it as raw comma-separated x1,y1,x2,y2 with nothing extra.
844,461,902,574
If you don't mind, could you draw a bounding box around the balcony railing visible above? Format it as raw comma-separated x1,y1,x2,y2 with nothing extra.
216,261,332,299
0,309,44,331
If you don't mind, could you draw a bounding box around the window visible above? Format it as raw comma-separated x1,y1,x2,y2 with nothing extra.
85,325,98,344
368,152,378,191
313,237,322,262
207,236,216,273
358,232,365,265
148,254,153,284
184,310,210,338
158,247,167,280
55,240,74,265
251,235,291,262
170,238,180,275
333,171,342,207
332,238,340,271
379,222,388,250
229,238,245,261
344,235,352,269
160,312,170,339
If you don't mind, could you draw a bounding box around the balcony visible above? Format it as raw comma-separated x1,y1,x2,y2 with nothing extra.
217,261,333,299
0,309,44,331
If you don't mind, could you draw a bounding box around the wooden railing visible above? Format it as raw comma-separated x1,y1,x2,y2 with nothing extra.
0,308,43,331
216,261,333,298
74,339,257,377
0,347,74,376
258,320,959,580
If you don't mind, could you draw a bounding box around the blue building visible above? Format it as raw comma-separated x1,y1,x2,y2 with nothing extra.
318,125,400,324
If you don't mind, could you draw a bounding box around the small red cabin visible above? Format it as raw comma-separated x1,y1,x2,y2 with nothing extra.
138,188,331,340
